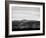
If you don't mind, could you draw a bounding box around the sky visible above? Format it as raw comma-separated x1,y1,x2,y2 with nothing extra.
12,5,40,21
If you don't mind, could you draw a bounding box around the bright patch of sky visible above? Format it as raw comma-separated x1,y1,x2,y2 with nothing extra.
12,6,40,21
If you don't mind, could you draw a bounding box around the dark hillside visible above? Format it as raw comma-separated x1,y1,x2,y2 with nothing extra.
12,20,40,31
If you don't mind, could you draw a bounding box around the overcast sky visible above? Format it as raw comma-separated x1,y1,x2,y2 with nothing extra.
12,6,40,21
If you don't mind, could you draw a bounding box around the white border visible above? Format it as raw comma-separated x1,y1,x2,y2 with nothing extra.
9,4,43,35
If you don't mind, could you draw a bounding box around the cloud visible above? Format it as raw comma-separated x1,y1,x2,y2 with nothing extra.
12,6,40,21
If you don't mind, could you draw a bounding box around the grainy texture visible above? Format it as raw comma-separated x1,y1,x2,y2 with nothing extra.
12,5,40,31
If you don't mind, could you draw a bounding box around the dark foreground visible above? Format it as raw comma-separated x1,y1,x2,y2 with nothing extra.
12,20,40,31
